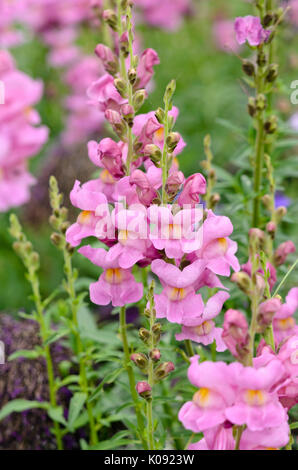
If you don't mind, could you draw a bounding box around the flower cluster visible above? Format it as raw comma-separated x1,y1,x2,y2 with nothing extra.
180,354,293,450
0,51,48,211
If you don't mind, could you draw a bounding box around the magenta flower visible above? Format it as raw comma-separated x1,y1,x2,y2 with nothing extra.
276,335,298,409
273,288,298,345
176,291,230,351
179,357,237,431
234,16,271,47
213,19,241,53
222,309,249,359
136,48,160,89
194,210,240,276
177,173,206,207
151,259,206,324
274,241,296,266
239,422,290,450
225,360,288,431
134,0,191,31
189,424,235,450
78,245,143,307
87,73,126,112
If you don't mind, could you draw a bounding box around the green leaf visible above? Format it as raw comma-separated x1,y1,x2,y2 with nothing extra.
86,431,134,450
8,349,42,361
48,406,67,426
68,393,87,429
0,400,49,421
290,422,298,430
88,368,125,403
44,328,70,346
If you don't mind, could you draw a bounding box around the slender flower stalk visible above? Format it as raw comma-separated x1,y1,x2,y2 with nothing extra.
49,177,98,446
9,215,63,450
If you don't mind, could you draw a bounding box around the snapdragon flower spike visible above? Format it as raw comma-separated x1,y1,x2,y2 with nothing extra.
148,205,203,260
234,16,271,47
193,210,240,276
66,180,112,247
179,356,238,431
272,287,298,345
176,291,230,351
78,245,143,307
225,360,288,431
151,259,206,324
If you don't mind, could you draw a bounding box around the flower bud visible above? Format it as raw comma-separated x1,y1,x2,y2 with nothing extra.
133,89,147,111
242,60,255,77
139,327,150,344
256,94,266,111
152,323,162,344
231,271,252,296
257,297,281,331
144,144,162,164
51,232,63,248
262,194,271,210
222,309,250,360
130,352,148,370
149,349,161,362
166,132,181,152
155,107,165,124
121,104,134,127
249,228,265,251
164,80,176,104
95,44,118,75
257,50,266,67
166,171,184,196
114,77,127,98
153,361,175,382
128,68,137,85
119,32,129,57
209,193,220,209
248,97,257,117
264,115,278,134
275,206,287,224
262,12,274,27
266,221,276,236
274,241,296,267
105,109,122,125
102,9,118,31
136,381,152,400
265,64,278,83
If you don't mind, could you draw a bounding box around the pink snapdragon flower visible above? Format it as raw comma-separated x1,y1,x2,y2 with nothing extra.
177,173,206,207
242,258,276,290
87,73,126,112
273,287,298,345
148,205,203,260
176,291,230,351
193,210,240,276
234,16,271,46
213,19,240,53
276,335,298,409
188,423,235,451
151,259,206,324
65,180,112,247
179,356,238,431
274,241,296,266
225,360,288,431
78,245,143,307
136,48,160,89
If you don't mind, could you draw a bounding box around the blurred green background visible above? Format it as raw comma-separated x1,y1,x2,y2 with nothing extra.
1,0,298,311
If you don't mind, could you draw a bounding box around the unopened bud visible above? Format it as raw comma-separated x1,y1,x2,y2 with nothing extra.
231,271,252,295
102,9,118,31
266,64,278,83
152,323,162,344
154,362,175,382
114,77,127,98
119,32,129,57
133,89,147,111
51,232,63,247
275,206,287,223
166,132,180,152
257,50,266,67
139,327,150,344
209,193,220,209
121,104,134,127
257,297,281,332
130,352,148,370
274,241,296,266
249,228,265,251
266,221,276,236
264,115,278,134
30,252,40,270
242,60,255,77
155,107,165,124
105,109,122,125
128,68,137,85
256,94,266,111
262,12,274,27
164,79,176,105
248,97,257,117
136,381,152,400
144,144,162,164
262,194,272,210
149,349,161,363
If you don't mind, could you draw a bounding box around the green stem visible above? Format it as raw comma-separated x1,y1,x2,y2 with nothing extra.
184,339,195,358
120,307,147,449
234,425,244,450
64,252,98,446
29,269,63,450
146,307,155,450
